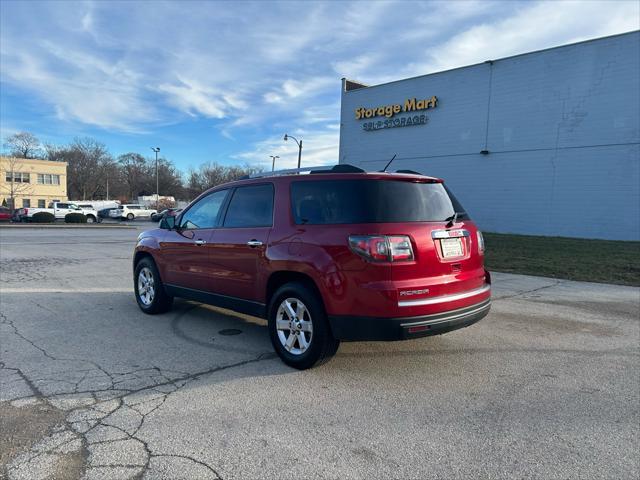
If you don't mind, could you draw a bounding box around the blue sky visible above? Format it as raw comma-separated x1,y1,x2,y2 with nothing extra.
1,0,638,172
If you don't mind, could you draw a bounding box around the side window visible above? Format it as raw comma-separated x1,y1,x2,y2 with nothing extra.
223,184,274,228
57,203,68,209
180,189,228,230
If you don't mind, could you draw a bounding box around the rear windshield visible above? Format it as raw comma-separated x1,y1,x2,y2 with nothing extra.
290,179,469,225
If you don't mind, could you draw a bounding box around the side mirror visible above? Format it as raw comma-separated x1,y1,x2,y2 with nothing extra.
160,215,176,230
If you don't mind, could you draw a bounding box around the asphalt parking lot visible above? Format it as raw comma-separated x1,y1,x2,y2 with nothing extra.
1,226,638,480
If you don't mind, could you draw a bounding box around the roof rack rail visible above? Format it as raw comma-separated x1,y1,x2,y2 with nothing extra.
248,166,333,178
249,164,365,179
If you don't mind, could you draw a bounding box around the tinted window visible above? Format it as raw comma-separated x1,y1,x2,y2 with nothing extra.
223,184,274,228
180,189,228,229
57,203,68,209
290,179,469,224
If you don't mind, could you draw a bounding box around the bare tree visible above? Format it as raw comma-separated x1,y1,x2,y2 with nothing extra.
0,157,34,211
185,162,262,199
155,157,185,200
57,138,113,200
118,152,148,201
4,132,42,159
42,143,65,162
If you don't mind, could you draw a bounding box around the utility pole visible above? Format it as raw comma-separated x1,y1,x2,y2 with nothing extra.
283,134,302,169
270,155,279,172
151,147,160,211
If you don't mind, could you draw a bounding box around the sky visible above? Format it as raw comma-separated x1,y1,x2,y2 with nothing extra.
1,0,638,172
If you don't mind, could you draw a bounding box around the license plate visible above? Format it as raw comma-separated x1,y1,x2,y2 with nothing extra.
440,237,463,258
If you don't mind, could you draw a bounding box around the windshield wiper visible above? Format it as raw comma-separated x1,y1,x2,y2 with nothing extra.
445,211,464,228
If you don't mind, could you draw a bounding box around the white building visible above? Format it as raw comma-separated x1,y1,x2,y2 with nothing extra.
339,31,639,241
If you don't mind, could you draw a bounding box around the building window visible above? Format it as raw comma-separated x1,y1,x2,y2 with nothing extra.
5,172,30,183
37,174,60,185
22,199,31,208
38,199,46,208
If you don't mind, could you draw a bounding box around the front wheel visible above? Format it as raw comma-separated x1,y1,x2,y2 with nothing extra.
134,257,173,314
268,282,339,370
86,215,95,223
127,213,134,221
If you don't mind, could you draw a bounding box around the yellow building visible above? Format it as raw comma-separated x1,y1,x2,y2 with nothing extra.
0,156,68,209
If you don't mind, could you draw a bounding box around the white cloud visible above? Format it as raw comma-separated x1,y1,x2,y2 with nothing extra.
264,77,335,105
402,0,640,77
0,0,637,164
234,128,339,170
157,80,227,119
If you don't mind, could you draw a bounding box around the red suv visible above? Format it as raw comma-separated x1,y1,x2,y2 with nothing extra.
133,165,491,369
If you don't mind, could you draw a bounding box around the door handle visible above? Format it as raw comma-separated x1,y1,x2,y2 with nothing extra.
247,240,263,247
195,239,206,246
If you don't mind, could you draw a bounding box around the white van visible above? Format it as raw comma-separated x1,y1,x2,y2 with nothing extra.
109,204,156,220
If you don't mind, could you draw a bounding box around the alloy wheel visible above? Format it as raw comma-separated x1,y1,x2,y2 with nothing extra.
137,267,155,306
275,298,313,355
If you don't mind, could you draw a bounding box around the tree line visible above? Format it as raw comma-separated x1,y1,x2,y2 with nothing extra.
2,131,262,202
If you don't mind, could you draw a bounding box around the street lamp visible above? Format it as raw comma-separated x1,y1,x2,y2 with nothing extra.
150,147,160,211
283,134,302,169
269,155,279,172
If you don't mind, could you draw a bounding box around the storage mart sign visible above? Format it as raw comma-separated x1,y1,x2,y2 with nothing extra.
355,95,437,131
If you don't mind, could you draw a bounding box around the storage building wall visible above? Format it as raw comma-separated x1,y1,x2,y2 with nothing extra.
339,31,639,241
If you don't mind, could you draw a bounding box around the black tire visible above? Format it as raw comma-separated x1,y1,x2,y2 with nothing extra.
127,213,134,221
134,256,173,314
268,282,339,370
86,215,96,223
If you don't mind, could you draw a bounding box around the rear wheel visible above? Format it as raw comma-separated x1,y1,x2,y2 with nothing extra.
268,282,339,369
86,215,95,223
134,257,173,314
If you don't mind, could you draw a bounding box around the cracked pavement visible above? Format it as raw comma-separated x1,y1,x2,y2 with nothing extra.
1,227,639,479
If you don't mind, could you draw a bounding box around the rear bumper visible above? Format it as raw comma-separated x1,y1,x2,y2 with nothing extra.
328,298,490,341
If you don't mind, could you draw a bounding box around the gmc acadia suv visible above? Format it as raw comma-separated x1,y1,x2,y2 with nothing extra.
133,165,491,369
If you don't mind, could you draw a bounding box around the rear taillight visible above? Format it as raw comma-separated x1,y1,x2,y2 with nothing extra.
24,208,28,215
348,235,414,262
477,231,485,254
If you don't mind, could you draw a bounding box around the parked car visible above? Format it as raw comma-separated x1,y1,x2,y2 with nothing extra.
16,202,99,223
109,204,156,220
133,165,491,369
0,206,11,221
150,208,182,222
98,207,119,219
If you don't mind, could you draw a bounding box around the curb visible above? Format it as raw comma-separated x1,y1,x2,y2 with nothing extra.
0,224,138,229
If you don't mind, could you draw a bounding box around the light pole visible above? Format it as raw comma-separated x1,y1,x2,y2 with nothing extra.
151,147,160,211
269,155,279,172
283,134,302,169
